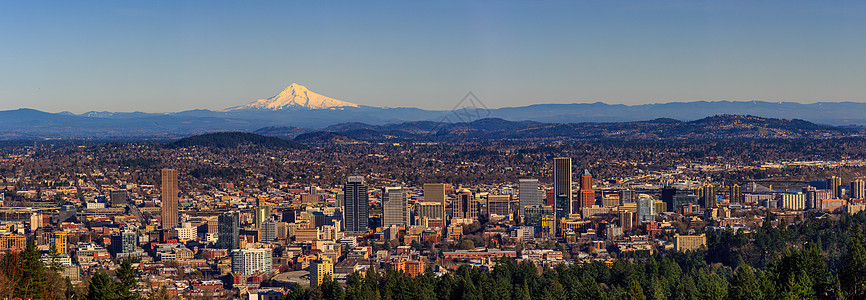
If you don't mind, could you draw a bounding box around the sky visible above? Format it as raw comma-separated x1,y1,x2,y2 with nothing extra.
1,1,865,113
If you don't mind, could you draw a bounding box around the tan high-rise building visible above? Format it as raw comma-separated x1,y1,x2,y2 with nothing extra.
161,168,179,229
424,183,446,218
553,157,572,213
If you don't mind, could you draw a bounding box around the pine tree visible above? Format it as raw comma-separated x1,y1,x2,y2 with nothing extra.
87,271,119,300
840,224,866,297
116,260,138,300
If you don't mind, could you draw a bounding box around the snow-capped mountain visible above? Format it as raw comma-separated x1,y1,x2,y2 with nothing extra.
229,83,360,110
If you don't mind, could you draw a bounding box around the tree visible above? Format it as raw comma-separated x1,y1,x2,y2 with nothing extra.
87,271,119,300
729,266,763,300
627,280,646,300
116,260,138,300
840,224,866,298
148,286,169,300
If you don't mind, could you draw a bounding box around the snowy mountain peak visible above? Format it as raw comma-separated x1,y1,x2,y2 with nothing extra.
230,83,360,110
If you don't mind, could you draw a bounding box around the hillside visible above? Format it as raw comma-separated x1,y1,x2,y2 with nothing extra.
269,115,863,143
168,132,306,149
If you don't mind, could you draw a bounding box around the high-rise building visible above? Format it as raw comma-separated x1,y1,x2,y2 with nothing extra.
218,211,240,250
453,189,478,220
383,187,409,227
344,176,369,232
424,183,446,219
110,189,128,207
636,195,655,223
619,210,634,230
828,176,842,199
310,255,334,287
487,195,511,217
255,206,271,228
730,184,742,204
53,230,68,255
230,248,273,275
281,209,296,224
851,179,866,200
161,168,179,229
260,219,277,242
555,194,569,219
578,169,595,208
518,179,542,216
415,202,445,224
524,205,554,227
109,230,138,255
553,157,572,212
29,213,42,233
545,190,555,207
701,184,716,209
620,189,636,203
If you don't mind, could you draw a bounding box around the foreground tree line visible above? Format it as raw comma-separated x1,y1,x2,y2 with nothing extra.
3,213,866,299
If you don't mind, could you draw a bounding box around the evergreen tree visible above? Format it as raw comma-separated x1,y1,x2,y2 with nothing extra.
729,266,762,300
627,280,646,300
116,260,138,300
840,224,866,298
87,271,119,300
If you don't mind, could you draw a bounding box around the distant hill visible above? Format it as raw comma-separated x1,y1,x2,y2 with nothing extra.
259,115,863,142
7,100,866,139
293,131,361,144
168,132,306,149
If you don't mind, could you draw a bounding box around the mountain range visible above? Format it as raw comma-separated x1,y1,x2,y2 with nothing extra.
3,83,866,140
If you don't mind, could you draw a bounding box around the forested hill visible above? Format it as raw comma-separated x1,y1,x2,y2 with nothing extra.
167,132,306,149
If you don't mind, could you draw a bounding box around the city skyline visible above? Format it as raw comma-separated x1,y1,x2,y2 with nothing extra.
2,1,866,113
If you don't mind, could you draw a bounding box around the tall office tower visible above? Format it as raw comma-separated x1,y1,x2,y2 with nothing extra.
660,186,677,209
424,183,446,219
109,230,138,255
851,179,866,200
218,211,240,250
518,179,542,216
578,169,595,208
230,248,273,275
730,184,742,204
110,189,128,207
383,187,409,227
487,195,511,217
636,195,656,223
344,176,369,232
453,189,478,219
555,194,570,219
828,176,842,199
281,209,296,224
415,202,445,223
161,168,179,229
701,184,716,209
553,157,573,212
255,206,271,228
259,219,277,242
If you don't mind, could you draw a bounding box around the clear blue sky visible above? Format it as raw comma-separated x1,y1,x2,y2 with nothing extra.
1,1,865,113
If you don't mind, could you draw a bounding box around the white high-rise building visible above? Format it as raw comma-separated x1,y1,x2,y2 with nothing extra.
230,248,273,275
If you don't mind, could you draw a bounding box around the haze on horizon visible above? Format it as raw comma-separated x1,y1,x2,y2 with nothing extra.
1,1,865,114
